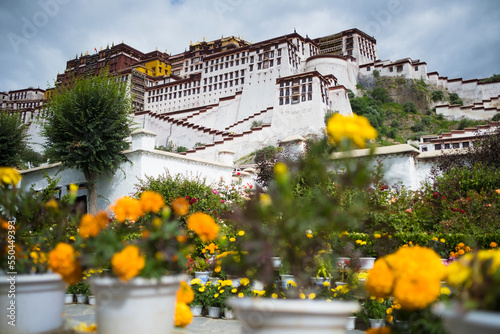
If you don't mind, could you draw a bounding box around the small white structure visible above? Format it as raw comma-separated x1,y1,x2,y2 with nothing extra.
19,129,234,212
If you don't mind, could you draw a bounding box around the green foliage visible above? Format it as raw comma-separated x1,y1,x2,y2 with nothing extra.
370,87,392,104
43,70,133,177
250,120,263,129
19,148,45,168
492,113,500,122
478,74,500,83
194,142,204,148
432,90,444,102
373,69,380,78
176,146,188,153
0,112,28,167
404,101,418,114
449,93,463,106
410,122,425,133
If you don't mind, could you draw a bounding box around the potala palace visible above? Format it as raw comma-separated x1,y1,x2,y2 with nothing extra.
2,28,500,210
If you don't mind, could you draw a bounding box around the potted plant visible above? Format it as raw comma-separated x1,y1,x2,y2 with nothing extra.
186,256,212,283
188,278,205,316
48,193,220,334
0,168,80,334
310,250,333,286
359,296,392,328
436,249,500,334
226,114,378,332
204,281,224,318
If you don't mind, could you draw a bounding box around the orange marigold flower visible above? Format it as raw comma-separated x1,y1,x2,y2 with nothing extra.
365,258,394,298
111,245,145,281
172,197,189,216
392,275,441,310
110,196,143,222
491,242,498,248
174,302,193,328
187,212,219,242
79,211,108,238
176,281,194,304
139,191,165,213
48,243,82,284
366,327,392,334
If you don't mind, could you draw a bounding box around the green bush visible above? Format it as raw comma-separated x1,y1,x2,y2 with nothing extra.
449,93,463,106
432,90,444,102
404,102,418,114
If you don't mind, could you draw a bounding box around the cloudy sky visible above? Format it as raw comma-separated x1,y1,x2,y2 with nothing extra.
1,0,499,92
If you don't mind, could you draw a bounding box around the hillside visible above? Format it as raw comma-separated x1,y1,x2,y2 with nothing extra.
352,74,496,146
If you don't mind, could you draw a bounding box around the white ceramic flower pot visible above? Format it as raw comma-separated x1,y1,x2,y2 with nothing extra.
76,294,88,304
65,293,74,304
345,316,356,330
336,257,351,268
88,295,96,305
0,273,65,334
359,257,376,270
310,277,330,287
89,275,185,334
207,306,221,318
369,318,385,328
228,297,359,333
435,303,500,334
271,257,281,269
194,271,211,284
224,307,235,319
190,304,203,317
280,274,295,288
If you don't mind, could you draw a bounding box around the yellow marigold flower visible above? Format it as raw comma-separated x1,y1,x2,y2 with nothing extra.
110,196,143,222
240,277,250,286
238,230,245,236
238,292,244,298
176,281,194,304
326,113,378,148
111,245,145,281
306,233,313,239
431,237,438,241
274,162,288,176
440,287,451,295
386,308,393,315
440,238,446,243
365,258,394,298
259,193,272,206
392,275,441,310
79,212,108,238
187,212,219,242
174,302,193,328
386,315,393,322
271,293,278,299
48,243,82,285
199,287,205,292
214,293,219,298
374,233,381,239
299,293,306,299
190,278,201,285
69,236,76,241
177,235,187,243
308,293,316,299
171,197,189,216
69,183,78,194
214,266,221,273
45,199,58,210
0,167,22,186
139,191,165,213
491,242,498,248
377,297,385,303
457,249,465,256
232,288,237,293
322,281,330,287
229,237,236,242
73,322,97,332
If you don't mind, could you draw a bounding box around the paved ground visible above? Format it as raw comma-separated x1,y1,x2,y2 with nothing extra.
63,303,365,333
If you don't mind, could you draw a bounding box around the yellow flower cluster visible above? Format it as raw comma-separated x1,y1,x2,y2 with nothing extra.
0,167,22,186
174,302,192,328
176,281,194,304
110,196,143,222
450,242,472,259
366,327,392,334
366,246,444,310
202,242,219,254
171,197,189,216
48,242,82,284
111,245,145,281
447,249,500,288
186,212,219,242
326,113,378,148
139,191,165,213
78,211,108,238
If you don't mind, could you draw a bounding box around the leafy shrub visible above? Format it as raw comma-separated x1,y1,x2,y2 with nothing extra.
404,101,418,114
370,87,392,104
411,122,425,133
449,93,463,106
492,113,500,122
373,69,380,78
250,120,263,129
432,90,444,102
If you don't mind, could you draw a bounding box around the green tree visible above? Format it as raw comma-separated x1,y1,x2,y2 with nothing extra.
0,112,28,167
404,102,418,114
43,71,133,213
449,93,463,106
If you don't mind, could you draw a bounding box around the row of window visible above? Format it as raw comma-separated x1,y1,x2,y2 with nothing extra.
279,84,313,96
279,94,313,105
